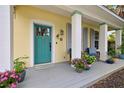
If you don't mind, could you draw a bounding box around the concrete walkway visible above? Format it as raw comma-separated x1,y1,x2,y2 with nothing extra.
18,59,124,88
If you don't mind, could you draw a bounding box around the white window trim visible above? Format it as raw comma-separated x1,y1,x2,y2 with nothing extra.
30,20,55,67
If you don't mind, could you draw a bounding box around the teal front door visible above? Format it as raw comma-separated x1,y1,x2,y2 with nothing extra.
34,23,52,64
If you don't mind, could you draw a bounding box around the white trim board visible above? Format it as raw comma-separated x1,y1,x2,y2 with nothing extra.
30,20,55,67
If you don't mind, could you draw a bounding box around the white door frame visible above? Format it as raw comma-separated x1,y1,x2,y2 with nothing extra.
30,20,55,67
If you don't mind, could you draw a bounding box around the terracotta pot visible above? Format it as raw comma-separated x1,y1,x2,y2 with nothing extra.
113,58,118,62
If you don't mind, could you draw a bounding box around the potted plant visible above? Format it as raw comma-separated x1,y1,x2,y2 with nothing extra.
82,52,96,70
106,48,116,64
13,56,28,83
71,58,84,73
83,64,91,70
87,56,96,65
0,70,20,88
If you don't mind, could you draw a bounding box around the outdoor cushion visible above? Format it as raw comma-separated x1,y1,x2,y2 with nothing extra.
88,47,97,56
119,54,124,59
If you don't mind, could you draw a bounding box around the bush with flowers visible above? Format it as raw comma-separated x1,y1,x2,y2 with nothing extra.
71,58,84,73
13,56,28,82
0,70,20,88
82,52,96,64
0,56,29,88
14,56,28,73
82,52,96,70
71,52,96,72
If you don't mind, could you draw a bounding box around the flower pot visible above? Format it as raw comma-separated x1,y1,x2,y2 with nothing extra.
88,64,92,67
18,70,26,83
84,64,91,70
75,68,83,73
105,59,114,64
119,54,124,59
112,58,118,62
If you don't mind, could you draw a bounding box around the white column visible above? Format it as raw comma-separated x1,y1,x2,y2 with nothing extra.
99,23,108,61
115,30,122,50
71,11,82,60
0,5,13,71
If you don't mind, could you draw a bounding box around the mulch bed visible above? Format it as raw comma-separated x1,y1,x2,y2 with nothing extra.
89,68,124,88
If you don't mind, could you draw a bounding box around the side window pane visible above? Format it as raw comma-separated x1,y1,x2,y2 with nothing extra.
95,31,99,49
66,23,72,51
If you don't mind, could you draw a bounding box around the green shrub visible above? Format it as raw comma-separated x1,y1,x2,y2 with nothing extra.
108,47,116,57
82,52,96,64
13,56,28,73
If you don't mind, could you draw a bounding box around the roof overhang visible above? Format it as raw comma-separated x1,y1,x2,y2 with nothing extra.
98,5,124,22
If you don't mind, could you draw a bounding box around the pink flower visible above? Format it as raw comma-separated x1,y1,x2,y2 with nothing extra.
0,72,2,75
1,74,4,78
11,69,16,72
4,72,9,77
10,82,17,88
15,75,18,79
10,74,16,78
1,77,8,82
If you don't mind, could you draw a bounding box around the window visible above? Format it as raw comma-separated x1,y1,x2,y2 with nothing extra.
82,27,88,50
66,23,72,51
94,31,99,49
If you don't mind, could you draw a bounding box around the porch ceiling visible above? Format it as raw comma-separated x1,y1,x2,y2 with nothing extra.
32,5,123,30
32,5,100,28
68,5,123,29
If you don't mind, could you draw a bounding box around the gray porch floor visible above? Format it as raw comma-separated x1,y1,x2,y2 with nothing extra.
18,59,124,88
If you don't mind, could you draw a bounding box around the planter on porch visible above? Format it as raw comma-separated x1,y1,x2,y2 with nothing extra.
13,56,28,83
105,58,115,64
18,70,26,83
84,64,92,70
82,52,96,70
71,58,84,73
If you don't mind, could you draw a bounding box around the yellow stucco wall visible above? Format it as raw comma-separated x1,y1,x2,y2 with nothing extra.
14,5,99,67
14,6,71,66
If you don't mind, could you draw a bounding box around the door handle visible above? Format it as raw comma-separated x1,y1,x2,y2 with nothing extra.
49,42,51,51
